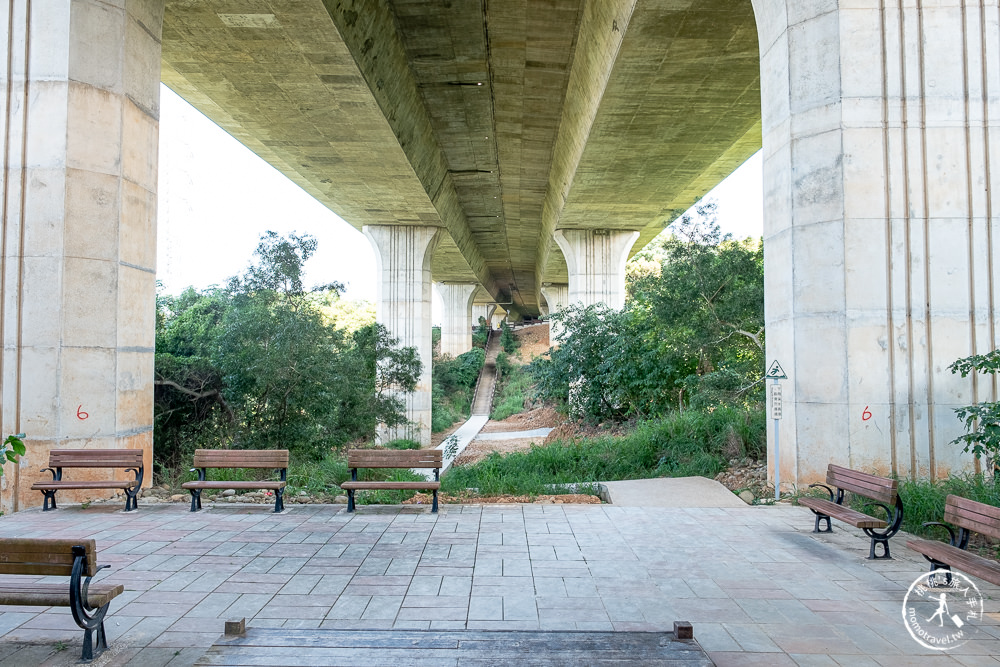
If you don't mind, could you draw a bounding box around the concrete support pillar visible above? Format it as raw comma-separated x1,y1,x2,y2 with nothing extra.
437,282,477,358
540,283,569,345
553,229,639,310
0,1,162,513
757,0,1000,486
364,225,442,447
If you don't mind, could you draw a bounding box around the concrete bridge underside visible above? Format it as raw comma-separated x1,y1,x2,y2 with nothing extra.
2,0,1000,511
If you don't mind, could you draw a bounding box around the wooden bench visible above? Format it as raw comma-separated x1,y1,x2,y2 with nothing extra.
30,449,144,512
181,449,288,512
907,495,1000,586
340,449,442,513
0,538,124,662
799,464,903,559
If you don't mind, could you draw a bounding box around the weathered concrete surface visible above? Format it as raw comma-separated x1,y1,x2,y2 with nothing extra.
365,225,441,447
554,229,639,311
0,0,162,513
158,0,762,315
600,478,748,509
757,0,1000,485
437,282,477,358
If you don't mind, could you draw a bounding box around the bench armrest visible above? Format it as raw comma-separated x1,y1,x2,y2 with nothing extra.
920,521,969,549
808,483,834,502
125,466,144,487
921,521,956,544
189,467,207,482
39,467,59,481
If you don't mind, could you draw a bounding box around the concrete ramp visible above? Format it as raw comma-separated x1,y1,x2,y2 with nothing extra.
600,477,747,508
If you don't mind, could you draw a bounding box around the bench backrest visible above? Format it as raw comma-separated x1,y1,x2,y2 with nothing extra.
944,494,1000,540
348,449,442,469
827,464,897,504
49,449,144,468
0,538,98,577
192,449,289,469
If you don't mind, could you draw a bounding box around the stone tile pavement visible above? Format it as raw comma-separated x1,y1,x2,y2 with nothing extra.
0,501,998,666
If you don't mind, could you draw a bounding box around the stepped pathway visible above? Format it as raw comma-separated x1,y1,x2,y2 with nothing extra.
428,331,500,473
470,329,500,415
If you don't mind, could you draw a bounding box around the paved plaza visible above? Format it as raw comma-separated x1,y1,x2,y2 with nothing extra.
0,500,998,666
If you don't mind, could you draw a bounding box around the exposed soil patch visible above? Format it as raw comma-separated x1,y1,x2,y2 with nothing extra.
511,323,550,361
480,406,563,433
403,491,601,506
453,437,540,466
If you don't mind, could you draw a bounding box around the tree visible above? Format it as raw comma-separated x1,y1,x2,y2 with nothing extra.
948,350,1000,474
646,201,765,408
154,232,420,467
532,201,765,420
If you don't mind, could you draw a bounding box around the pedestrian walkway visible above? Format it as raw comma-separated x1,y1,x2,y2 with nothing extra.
0,501,998,666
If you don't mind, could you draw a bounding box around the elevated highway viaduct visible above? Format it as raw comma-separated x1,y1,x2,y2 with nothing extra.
1,0,998,510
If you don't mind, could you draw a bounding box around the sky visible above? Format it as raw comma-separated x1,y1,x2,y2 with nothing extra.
156,85,763,306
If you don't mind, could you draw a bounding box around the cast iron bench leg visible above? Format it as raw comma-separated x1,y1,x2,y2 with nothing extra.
188,489,202,512
812,512,832,533
124,486,140,512
42,490,57,511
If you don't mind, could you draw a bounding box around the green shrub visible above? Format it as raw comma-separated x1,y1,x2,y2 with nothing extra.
499,322,519,354
431,348,486,431
491,363,533,421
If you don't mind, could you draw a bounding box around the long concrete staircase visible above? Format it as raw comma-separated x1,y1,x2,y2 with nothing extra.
470,330,500,416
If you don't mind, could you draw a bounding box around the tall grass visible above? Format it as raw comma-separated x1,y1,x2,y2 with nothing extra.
894,473,1000,537
442,407,765,496
490,367,534,421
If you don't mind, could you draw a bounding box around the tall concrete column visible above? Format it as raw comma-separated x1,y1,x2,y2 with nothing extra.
364,225,442,447
437,282,477,358
0,1,162,513
553,229,639,310
540,283,569,345
757,0,1000,486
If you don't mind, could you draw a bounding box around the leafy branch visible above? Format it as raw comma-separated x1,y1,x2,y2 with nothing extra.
1,433,26,475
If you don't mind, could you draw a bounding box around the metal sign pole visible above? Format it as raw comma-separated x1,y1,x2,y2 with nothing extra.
773,377,779,500
765,360,786,502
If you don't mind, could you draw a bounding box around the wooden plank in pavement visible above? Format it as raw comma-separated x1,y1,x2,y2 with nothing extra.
195,628,713,666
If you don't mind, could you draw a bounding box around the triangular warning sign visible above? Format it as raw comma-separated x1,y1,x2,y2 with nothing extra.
766,360,787,379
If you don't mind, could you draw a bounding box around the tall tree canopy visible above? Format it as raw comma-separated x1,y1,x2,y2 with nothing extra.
534,201,764,420
155,233,419,468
